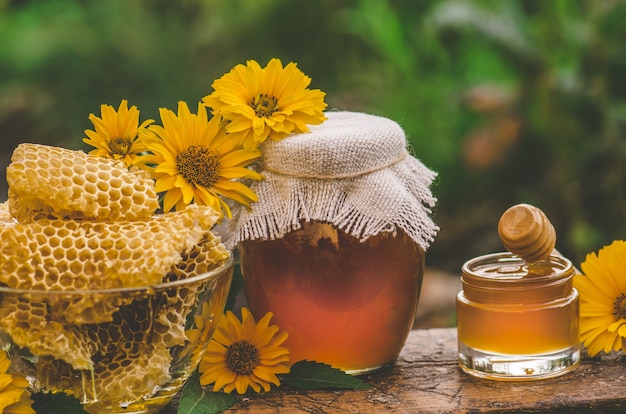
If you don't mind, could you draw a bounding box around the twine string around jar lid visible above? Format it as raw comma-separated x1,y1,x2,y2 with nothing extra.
230,111,439,251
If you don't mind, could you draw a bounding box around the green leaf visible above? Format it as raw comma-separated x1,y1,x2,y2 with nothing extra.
31,391,88,414
224,262,243,312
178,371,237,414
281,360,371,390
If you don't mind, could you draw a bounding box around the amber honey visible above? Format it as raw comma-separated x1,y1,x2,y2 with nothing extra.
240,221,423,374
456,253,580,380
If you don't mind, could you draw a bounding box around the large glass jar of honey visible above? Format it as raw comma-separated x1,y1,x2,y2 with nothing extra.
240,221,423,373
456,252,580,380
230,111,439,374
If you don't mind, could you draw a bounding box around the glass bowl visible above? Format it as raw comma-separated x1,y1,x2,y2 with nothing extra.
0,251,234,414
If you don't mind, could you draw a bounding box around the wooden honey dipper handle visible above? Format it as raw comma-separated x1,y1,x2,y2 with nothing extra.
498,204,556,263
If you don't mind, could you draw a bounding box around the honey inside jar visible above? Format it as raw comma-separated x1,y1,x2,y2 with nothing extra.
457,204,580,380
456,253,580,379
240,221,424,374
456,252,580,380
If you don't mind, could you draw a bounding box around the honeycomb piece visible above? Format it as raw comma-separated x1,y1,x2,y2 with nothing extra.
0,201,14,225
165,231,230,283
76,233,229,353
0,204,221,325
0,295,93,370
89,343,172,405
6,143,159,222
33,237,229,405
155,232,230,347
36,342,172,405
80,289,175,358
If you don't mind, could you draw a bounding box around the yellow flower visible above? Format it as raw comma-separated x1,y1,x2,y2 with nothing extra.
185,302,213,366
83,99,153,167
136,101,262,217
574,240,626,356
199,308,290,394
202,58,327,150
0,351,34,414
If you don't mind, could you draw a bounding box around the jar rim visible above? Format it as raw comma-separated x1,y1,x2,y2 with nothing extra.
461,252,574,286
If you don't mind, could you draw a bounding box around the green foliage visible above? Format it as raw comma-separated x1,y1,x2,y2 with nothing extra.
1,0,624,269
31,391,88,414
176,361,368,413
178,372,237,414
224,262,243,313
281,360,371,390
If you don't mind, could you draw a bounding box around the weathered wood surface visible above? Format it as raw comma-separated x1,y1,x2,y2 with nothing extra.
169,328,626,413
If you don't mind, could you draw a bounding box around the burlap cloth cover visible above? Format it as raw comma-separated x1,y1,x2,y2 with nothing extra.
230,111,439,251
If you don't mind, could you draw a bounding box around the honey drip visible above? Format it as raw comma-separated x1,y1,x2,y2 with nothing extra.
498,203,556,263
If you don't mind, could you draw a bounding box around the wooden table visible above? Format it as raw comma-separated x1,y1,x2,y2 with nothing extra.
209,328,625,413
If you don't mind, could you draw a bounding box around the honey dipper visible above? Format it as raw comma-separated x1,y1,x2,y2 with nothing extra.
497,203,556,263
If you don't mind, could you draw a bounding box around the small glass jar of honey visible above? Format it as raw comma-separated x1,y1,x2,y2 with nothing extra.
456,252,580,380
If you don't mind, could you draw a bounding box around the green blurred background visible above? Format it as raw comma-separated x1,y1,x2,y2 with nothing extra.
1,0,625,278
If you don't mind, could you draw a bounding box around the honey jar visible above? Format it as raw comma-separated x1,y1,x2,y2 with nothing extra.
457,253,580,380
240,221,424,373
230,111,439,374
456,204,580,380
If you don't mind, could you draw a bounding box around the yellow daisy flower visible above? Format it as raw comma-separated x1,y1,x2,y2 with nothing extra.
199,307,290,394
136,101,262,217
83,99,154,167
202,58,327,150
0,351,34,414
185,302,214,367
574,240,626,356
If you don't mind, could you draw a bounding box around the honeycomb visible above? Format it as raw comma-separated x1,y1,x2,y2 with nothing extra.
29,235,229,404
0,295,94,370
0,204,219,290
6,143,159,222
0,201,13,224
0,204,220,324
157,232,230,347
36,342,172,404
0,143,231,408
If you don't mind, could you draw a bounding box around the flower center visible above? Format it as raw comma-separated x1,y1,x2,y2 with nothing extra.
108,137,132,157
176,145,221,188
614,293,626,320
225,340,260,375
251,93,279,118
